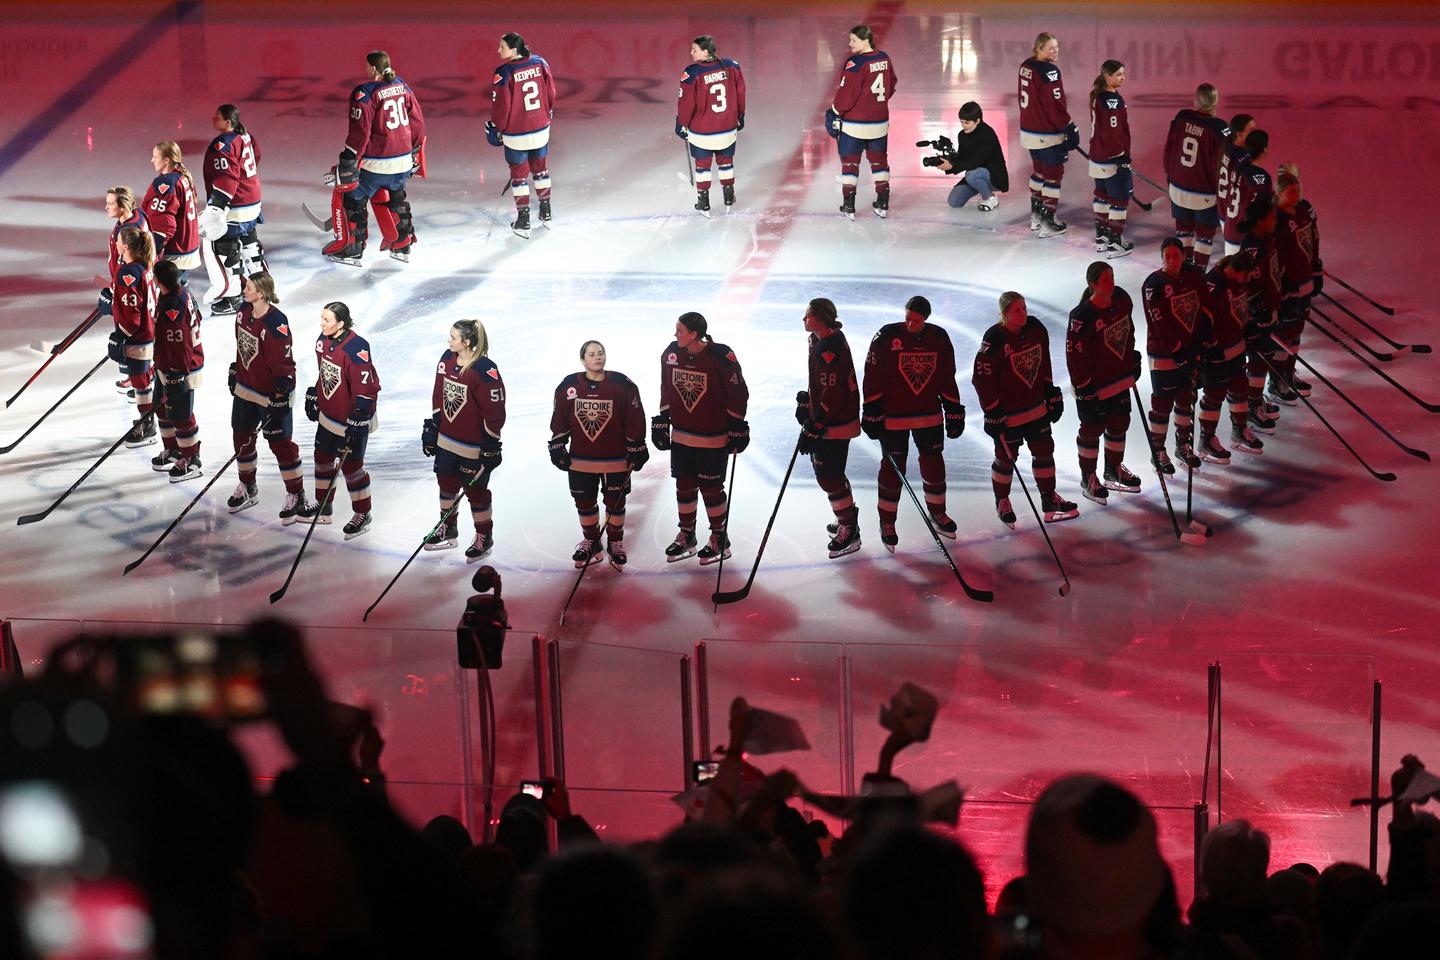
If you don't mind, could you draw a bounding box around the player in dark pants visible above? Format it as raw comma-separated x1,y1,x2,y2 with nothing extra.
1142,238,1208,473
1066,261,1143,506
488,33,557,238
150,259,205,481
301,302,380,539
796,298,862,558
825,24,896,220
1087,59,1134,257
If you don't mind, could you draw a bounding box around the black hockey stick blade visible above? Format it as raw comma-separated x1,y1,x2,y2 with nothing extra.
884,447,995,602
17,425,132,525
1,356,108,454
713,439,800,606
270,449,350,604
124,451,240,575
1324,271,1395,316
1320,290,1429,352
362,467,485,621
1309,307,1396,361
711,452,739,613
1256,353,1397,482
301,202,333,232
1308,313,1440,413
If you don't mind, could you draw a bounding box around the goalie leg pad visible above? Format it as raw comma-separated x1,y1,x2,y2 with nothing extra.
383,186,414,250
371,187,400,248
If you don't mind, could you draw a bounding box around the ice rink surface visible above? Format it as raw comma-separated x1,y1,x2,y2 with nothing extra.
2,1,1438,899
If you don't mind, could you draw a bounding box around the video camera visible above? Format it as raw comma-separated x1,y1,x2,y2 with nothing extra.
457,565,510,669
917,135,957,168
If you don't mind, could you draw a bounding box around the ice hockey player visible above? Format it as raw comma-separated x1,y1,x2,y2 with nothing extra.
651,312,749,564
1141,238,1208,472
1163,83,1231,267
861,295,964,551
142,141,201,282
1087,60,1134,257
1237,195,1283,449
1018,32,1079,237
301,302,381,539
825,24,896,220
150,259,205,482
422,320,506,562
1065,261,1143,505
110,228,159,450
323,52,426,265
226,272,310,520
973,292,1077,525
549,341,649,571
1216,113,1255,255
796,298,862,558
488,33,557,239
1194,252,1256,464
100,186,150,395
676,34,746,218
1220,129,1272,258
199,105,265,314
1271,170,1322,404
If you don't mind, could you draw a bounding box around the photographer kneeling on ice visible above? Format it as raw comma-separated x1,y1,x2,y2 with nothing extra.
935,102,1009,211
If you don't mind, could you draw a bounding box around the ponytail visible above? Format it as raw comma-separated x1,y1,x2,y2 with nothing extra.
154,141,196,198
216,103,246,136
453,319,488,374
502,32,530,58
1091,60,1123,109
677,311,711,342
367,50,396,81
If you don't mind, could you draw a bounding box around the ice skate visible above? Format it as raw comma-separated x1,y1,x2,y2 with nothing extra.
423,515,459,551
827,522,862,558
511,206,531,239
538,199,553,226
879,520,898,553
694,191,711,220
572,538,603,569
928,509,958,540
1042,490,1079,523
1231,426,1264,455
151,448,181,472
996,498,1017,529
343,512,372,541
466,532,494,563
227,481,259,514
607,538,627,572
1102,464,1142,493
124,414,156,448
665,529,698,563
697,533,731,565
167,455,202,483
1199,434,1232,464
1081,473,1109,505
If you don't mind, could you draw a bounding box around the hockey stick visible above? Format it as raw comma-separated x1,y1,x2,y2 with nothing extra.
1319,290,1429,353
682,137,695,188
1323,270,1395,316
1255,352,1397,482
123,447,245,575
881,448,994,603
1184,370,1212,538
0,356,108,455
997,434,1075,593
711,451,738,613
1129,384,1207,547
301,202,332,232
557,543,600,627
362,465,487,621
269,443,352,605
17,421,136,525
1074,147,1152,211
1308,306,1396,362
5,307,102,409
1306,312,1440,413
1132,166,1167,197
712,436,800,606
1270,338,1430,461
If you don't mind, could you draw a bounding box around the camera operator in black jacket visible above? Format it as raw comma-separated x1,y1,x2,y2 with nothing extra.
934,102,1009,211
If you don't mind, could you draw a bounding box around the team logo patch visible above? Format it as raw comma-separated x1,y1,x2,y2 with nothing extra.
320,357,343,400
236,326,259,370
354,90,366,100
357,349,370,363
665,352,678,365
898,352,937,396
167,309,179,321
122,273,136,287
821,351,836,364
1102,316,1132,360
492,73,503,86
574,398,613,443
276,324,289,337
891,338,902,351
486,367,500,380
671,368,708,413
1009,343,1043,388
157,182,169,194
566,386,577,400
1171,290,1201,334
442,378,468,422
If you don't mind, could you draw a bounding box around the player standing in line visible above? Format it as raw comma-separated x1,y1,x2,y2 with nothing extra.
142,142,201,282
1163,83,1231,268
100,187,150,397
795,298,862,558
1271,171,1322,405
676,35,746,219
825,24,896,221
488,33,557,239
1220,130,1272,258
323,51,426,265
109,228,159,450
1217,113,1255,255
1018,32,1078,238
861,295,964,551
973,292,1076,526
199,105,265,315
1065,262,1143,506
1237,196,1282,449
422,320,505,562
300,303,380,540
1087,60,1134,257
1194,252,1256,464
651,313,749,564
1141,238,1208,473
549,341,649,571
226,272,310,520
149,259,205,482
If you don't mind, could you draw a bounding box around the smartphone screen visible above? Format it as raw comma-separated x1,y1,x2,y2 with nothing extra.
520,780,544,799
692,760,720,784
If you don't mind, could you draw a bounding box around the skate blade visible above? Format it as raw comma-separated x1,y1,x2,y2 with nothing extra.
934,528,957,540
1180,531,1208,546
389,251,410,263
882,541,897,554
608,559,626,573
999,520,1016,530
1102,481,1141,493
422,539,457,551
511,227,531,239
1044,510,1079,523
168,470,201,484
1231,446,1264,456
573,551,603,569
696,208,712,220
1105,247,1133,259
1201,454,1231,465
828,540,863,559
844,212,855,221
1081,492,1109,506
228,500,257,515
466,549,493,564
873,208,888,219
325,255,363,267
665,550,696,563
697,550,731,566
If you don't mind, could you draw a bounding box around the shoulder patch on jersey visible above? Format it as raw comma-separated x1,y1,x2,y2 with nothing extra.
122,273,137,287
167,309,179,321
1047,70,1059,81
566,386,577,400
492,72,503,85
891,338,902,351
486,367,500,380
156,182,170,194
353,88,367,101
665,352,678,365
821,351,836,364
356,349,370,363
844,58,857,70
275,323,289,337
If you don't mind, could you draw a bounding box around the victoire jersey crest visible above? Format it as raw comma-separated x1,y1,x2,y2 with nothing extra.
236,326,259,369
320,356,343,399
1009,342,1044,388
443,378,468,422
1102,316,1132,360
574,398,613,442
671,368,708,412
898,351,937,396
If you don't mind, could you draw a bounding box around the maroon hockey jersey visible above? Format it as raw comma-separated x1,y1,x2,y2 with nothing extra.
972,317,1053,428
807,330,860,438
832,50,895,138
492,55,556,143
862,322,960,431
233,304,295,405
346,77,426,174
1216,140,1248,213
1202,267,1249,360
1142,266,1207,363
1065,288,1136,401
550,372,647,473
433,351,506,459
1088,90,1130,162
203,131,262,220
1276,202,1320,295
112,262,156,359
154,285,204,377
660,341,748,449
1240,230,1282,313
314,330,380,439
1164,110,1230,204
108,210,150,285
1018,57,1070,146
143,171,199,266
1221,162,1272,245
678,58,746,141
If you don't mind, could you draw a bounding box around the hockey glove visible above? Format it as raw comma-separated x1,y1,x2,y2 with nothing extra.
344,413,370,448
107,330,126,364
1116,153,1133,171
861,402,885,441
322,166,337,187
485,121,503,148
627,441,650,473
675,120,689,141
303,387,319,422
1311,269,1324,297
479,439,503,473
1063,122,1081,151
97,287,113,316
227,362,237,395
549,436,571,472
727,417,750,454
798,418,825,456
737,114,745,132
197,204,227,241
1045,384,1065,424
337,151,359,191
794,390,811,427
650,413,671,451
421,415,439,457
410,147,422,174
1131,349,1143,383
983,412,1007,440
943,402,966,440
824,108,841,139
264,392,290,430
